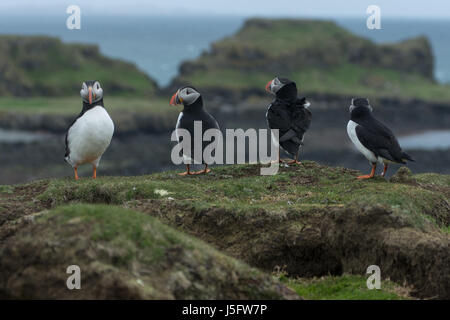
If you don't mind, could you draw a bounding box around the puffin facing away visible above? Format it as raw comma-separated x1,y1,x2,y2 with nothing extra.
347,98,414,179
265,77,312,164
170,86,220,175
65,80,114,180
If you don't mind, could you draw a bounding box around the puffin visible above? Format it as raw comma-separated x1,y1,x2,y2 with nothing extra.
265,77,312,164
347,98,414,179
170,86,220,175
64,80,114,180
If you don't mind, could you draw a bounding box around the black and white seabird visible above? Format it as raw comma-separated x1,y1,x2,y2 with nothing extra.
65,80,114,180
170,86,220,175
347,98,414,179
265,77,312,164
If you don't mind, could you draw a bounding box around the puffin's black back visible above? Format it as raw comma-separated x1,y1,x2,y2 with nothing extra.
350,105,413,163
266,81,312,156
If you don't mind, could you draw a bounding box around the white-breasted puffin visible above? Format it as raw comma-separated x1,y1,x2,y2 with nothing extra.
170,86,220,175
347,98,414,179
265,77,312,164
64,80,114,180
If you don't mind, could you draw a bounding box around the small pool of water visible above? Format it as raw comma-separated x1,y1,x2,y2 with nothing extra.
398,130,450,150
0,129,54,143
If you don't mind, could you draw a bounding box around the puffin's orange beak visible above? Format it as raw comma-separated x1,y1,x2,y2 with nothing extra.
170,92,179,106
265,80,272,93
88,87,93,104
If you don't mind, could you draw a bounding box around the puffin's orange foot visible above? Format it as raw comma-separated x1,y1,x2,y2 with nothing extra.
286,160,302,165
270,159,283,164
178,171,194,176
194,168,211,175
357,175,374,179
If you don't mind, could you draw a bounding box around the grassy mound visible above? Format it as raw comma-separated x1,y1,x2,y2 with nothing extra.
172,18,450,102
0,162,448,299
0,35,157,97
0,204,298,299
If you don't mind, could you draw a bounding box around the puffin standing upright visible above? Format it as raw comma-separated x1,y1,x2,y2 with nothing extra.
170,86,220,175
265,77,312,164
65,80,114,180
347,98,414,179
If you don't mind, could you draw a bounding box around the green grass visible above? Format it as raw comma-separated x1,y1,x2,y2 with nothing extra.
415,173,450,187
0,96,173,115
26,61,155,97
40,204,195,265
37,162,449,232
280,274,409,300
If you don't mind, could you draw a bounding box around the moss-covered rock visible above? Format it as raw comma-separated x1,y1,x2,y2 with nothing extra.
0,204,298,299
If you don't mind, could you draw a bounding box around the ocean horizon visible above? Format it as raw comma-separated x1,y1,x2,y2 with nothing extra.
0,14,449,86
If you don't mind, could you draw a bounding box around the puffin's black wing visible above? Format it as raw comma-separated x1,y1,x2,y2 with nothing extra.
64,131,70,159
266,100,311,156
291,100,312,140
355,119,407,163
266,102,292,133
64,110,84,159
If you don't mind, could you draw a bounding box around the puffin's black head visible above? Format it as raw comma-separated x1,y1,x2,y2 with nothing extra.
170,86,201,107
349,98,373,117
265,77,293,95
80,80,103,105
265,77,298,102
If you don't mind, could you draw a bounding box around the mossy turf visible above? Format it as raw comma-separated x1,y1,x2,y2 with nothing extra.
37,162,449,232
1,162,449,299
279,274,409,300
0,204,298,299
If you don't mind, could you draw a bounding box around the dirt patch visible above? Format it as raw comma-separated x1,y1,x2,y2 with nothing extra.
0,181,49,245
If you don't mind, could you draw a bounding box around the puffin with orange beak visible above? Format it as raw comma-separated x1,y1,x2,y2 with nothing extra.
170,86,220,175
265,77,312,164
64,80,114,180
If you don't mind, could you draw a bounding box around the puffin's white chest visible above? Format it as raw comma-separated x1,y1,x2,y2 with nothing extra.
347,120,377,163
66,106,114,166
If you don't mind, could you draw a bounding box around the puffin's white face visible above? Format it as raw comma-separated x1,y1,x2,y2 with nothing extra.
265,77,285,95
170,87,201,106
80,81,103,104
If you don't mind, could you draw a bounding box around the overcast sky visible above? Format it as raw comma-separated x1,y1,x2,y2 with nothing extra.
1,0,449,18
